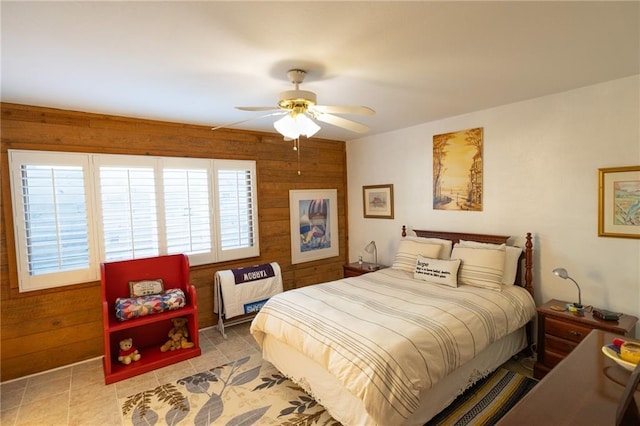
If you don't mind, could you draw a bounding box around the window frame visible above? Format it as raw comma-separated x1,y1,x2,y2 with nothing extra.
214,159,260,261
9,149,259,292
9,151,101,291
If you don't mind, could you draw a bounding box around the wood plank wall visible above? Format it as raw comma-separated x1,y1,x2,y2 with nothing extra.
0,103,349,381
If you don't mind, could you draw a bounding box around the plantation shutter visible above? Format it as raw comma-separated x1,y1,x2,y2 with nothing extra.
163,163,214,265
215,160,259,260
97,165,159,261
10,150,259,291
9,151,98,291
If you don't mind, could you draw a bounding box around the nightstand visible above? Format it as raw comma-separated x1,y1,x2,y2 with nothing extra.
533,298,638,379
343,262,388,278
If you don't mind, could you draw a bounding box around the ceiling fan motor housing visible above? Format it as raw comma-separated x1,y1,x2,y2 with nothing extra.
278,90,317,113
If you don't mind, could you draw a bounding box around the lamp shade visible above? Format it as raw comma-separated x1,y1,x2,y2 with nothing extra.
274,113,320,139
364,240,377,267
552,267,582,308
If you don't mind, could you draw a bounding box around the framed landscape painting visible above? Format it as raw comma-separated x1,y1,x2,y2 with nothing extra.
433,127,483,211
289,189,339,264
598,165,640,239
363,184,394,219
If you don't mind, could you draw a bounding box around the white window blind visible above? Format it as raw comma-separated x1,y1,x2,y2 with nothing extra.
98,165,159,261
163,164,214,265
9,150,258,292
215,160,259,260
9,151,98,291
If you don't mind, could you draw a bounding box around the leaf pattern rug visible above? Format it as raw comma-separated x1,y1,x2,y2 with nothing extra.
120,354,536,426
119,354,339,426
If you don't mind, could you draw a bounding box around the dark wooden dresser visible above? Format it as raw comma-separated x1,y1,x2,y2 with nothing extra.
534,299,637,379
498,329,640,425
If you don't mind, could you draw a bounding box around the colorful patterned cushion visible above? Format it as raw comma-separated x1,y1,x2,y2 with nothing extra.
115,288,186,321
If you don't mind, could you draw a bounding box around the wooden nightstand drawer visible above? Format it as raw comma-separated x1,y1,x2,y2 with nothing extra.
545,333,579,356
543,349,566,369
344,268,365,278
545,317,592,343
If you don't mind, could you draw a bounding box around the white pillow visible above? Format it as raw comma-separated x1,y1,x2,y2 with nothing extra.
405,236,453,260
392,239,442,273
414,255,461,288
451,246,505,291
458,240,522,285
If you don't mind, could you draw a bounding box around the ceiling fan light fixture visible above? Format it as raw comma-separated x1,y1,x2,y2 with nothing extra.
274,113,320,139
224,68,374,139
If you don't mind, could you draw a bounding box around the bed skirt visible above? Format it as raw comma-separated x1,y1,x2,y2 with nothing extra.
261,327,528,426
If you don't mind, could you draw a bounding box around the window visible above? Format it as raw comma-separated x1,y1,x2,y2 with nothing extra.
9,150,259,292
215,161,258,261
9,151,98,291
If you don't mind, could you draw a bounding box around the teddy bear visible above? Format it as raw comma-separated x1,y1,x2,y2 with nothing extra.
118,338,141,365
160,329,186,352
160,317,194,352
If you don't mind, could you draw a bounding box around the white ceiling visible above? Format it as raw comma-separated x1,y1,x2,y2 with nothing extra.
2,1,638,141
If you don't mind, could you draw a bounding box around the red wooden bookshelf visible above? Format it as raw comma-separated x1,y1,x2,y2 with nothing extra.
101,254,201,384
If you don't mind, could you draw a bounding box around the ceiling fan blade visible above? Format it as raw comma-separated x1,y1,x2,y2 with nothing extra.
315,113,370,133
211,111,285,131
311,105,375,116
236,106,280,112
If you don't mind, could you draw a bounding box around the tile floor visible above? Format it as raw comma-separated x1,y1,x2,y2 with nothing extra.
0,322,534,426
0,322,261,426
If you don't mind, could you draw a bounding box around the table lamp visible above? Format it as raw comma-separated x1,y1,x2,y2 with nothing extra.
552,267,582,309
365,240,378,270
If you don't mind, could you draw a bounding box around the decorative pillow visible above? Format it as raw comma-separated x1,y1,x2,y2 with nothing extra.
414,255,461,287
115,288,186,321
392,239,442,273
451,246,506,291
406,236,453,259
129,278,165,297
458,240,522,285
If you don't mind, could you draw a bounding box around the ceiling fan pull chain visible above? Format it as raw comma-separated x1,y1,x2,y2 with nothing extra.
295,138,301,175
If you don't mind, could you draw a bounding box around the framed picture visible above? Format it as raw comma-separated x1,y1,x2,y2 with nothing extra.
363,184,394,219
433,127,483,211
598,165,640,239
289,189,339,264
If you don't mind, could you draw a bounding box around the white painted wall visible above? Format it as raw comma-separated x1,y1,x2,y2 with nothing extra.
347,75,640,322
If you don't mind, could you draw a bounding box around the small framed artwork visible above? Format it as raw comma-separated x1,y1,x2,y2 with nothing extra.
289,189,339,264
598,165,640,239
363,184,394,219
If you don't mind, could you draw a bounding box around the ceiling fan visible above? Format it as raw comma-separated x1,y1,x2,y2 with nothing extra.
212,69,375,139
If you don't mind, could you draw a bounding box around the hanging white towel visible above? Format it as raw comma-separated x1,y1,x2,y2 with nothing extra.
214,262,283,320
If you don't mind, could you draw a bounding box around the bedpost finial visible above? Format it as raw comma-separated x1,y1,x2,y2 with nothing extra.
402,225,406,237
524,232,533,297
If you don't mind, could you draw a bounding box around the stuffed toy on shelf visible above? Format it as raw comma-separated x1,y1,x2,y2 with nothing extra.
161,317,195,352
118,338,141,365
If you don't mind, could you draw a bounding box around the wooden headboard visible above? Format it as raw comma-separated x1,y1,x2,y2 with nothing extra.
402,225,533,298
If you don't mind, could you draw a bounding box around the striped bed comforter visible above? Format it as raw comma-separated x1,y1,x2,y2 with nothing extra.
250,268,536,425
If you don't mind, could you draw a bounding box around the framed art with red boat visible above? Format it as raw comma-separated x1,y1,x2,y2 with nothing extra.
363,184,394,219
289,189,339,264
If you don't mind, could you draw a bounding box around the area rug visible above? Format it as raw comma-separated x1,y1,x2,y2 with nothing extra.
426,368,538,425
119,354,338,426
120,355,536,426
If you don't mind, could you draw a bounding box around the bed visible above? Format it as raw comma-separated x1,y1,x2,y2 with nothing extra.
250,228,536,425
